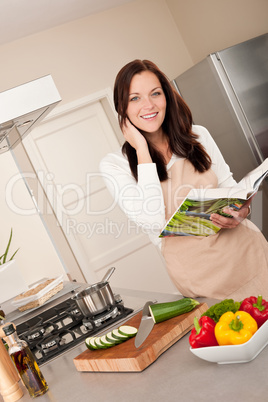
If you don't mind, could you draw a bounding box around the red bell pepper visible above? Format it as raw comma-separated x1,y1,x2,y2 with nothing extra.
239,295,268,328
189,316,219,348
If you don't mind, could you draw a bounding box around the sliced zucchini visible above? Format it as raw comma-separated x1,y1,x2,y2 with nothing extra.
106,331,122,344
89,337,99,350
86,325,138,351
99,335,114,348
94,337,107,349
118,325,138,338
85,337,98,350
112,329,129,341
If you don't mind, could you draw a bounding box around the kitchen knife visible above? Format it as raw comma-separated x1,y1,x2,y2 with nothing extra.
135,301,156,348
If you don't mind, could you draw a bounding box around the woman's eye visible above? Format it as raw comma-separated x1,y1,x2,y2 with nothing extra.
129,96,139,102
152,91,161,97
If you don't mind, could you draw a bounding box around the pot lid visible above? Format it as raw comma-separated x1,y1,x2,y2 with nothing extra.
0,75,61,154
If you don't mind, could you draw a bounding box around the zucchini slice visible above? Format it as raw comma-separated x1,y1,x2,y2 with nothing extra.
118,325,138,338
100,335,114,348
112,329,129,341
94,337,107,349
89,337,99,350
85,337,98,350
106,331,122,344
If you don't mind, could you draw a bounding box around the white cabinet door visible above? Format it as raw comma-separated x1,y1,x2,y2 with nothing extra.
23,92,177,294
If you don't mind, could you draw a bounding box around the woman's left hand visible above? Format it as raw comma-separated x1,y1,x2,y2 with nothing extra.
210,198,252,229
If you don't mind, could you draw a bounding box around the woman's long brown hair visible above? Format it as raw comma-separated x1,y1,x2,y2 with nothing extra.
114,59,211,181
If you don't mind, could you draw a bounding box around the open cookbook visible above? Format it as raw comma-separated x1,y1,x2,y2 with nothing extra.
159,158,268,238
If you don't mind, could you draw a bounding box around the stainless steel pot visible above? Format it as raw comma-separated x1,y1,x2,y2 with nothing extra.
72,267,116,316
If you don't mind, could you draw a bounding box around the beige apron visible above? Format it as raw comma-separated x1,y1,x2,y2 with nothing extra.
161,159,268,300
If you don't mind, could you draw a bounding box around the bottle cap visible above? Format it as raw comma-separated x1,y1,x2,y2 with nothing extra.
3,323,15,336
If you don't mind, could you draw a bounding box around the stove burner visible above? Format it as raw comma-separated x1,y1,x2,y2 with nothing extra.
37,330,76,354
82,306,119,330
21,320,59,345
59,305,83,320
70,308,81,316
15,297,133,365
40,336,62,353
26,327,46,341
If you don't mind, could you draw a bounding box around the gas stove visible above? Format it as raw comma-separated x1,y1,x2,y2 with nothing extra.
16,298,133,365
4,282,134,366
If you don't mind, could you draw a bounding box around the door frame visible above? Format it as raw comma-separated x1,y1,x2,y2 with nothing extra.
14,87,122,283
42,88,123,146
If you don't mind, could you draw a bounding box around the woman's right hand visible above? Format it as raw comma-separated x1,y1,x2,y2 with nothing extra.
122,119,148,151
122,119,152,164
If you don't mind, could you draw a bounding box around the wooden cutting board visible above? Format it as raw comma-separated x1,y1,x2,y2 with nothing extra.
73,302,208,372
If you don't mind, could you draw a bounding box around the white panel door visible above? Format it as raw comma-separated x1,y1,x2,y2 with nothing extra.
23,93,177,294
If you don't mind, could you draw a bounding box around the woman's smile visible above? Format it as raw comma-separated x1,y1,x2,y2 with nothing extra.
141,112,158,120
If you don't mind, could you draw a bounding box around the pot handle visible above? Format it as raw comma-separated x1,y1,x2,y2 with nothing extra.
101,267,115,283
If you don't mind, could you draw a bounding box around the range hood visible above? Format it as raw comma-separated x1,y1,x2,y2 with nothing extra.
0,75,85,282
0,75,61,153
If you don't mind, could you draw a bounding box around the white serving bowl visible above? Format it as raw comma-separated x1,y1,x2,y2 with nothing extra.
190,319,268,364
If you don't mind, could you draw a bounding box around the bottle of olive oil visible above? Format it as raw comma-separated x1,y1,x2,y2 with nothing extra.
3,323,48,398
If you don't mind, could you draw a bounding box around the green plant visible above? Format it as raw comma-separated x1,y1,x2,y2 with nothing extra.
0,228,19,265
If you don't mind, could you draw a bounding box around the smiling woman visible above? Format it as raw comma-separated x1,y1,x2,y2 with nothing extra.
100,58,268,300
112,59,211,182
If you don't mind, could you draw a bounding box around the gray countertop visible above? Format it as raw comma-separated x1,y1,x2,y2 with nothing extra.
2,289,267,402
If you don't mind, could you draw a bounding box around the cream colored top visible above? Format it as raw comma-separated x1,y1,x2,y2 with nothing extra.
99,125,237,247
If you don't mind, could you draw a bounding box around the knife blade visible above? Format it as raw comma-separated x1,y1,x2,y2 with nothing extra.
135,301,156,348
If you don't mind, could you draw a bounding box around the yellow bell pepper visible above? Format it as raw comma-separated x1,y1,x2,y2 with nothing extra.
215,311,258,345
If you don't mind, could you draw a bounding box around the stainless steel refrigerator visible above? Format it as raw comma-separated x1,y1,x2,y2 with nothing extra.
172,33,268,239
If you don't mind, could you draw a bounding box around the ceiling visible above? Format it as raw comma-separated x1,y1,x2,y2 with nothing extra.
0,0,134,46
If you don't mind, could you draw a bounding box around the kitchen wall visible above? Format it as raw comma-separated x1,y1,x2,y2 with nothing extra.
166,0,268,64
0,0,192,102
0,0,267,288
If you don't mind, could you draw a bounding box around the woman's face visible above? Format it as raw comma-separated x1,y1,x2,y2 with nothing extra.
126,71,167,136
